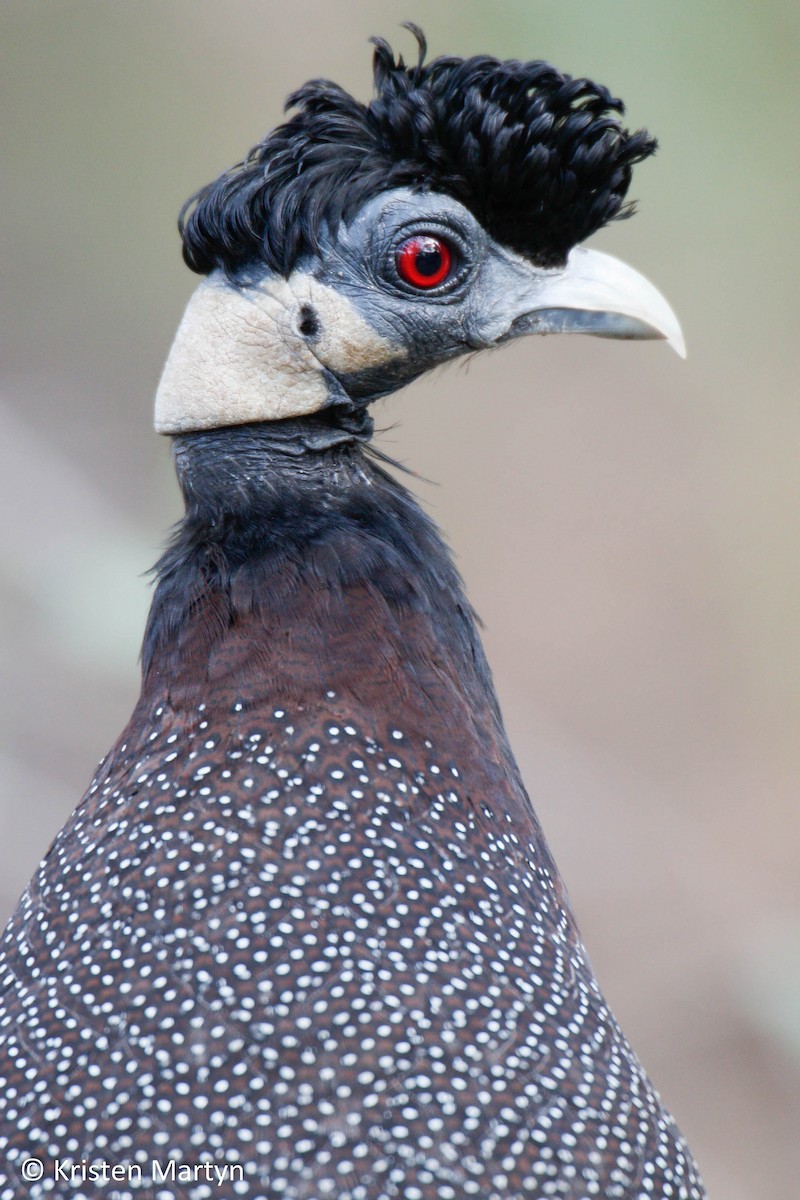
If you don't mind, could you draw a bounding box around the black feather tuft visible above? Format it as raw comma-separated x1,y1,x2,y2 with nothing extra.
180,31,656,277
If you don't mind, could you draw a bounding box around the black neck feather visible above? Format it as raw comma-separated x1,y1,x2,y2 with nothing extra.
142,418,495,713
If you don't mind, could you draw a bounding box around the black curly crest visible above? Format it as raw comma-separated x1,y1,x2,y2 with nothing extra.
181,26,656,276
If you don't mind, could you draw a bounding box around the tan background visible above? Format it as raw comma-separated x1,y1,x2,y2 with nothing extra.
2,2,798,1195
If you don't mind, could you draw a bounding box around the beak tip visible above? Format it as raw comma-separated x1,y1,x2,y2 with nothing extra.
667,338,687,361
666,325,687,360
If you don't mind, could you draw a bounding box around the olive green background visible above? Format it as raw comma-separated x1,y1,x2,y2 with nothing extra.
2,2,798,1195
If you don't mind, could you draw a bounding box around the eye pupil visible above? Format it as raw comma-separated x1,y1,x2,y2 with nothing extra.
415,246,444,276
396,235,453,288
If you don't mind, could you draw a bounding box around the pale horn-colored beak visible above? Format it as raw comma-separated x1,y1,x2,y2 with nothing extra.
508,246,686,358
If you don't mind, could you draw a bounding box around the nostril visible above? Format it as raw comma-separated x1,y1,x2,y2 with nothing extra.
298,303,320,340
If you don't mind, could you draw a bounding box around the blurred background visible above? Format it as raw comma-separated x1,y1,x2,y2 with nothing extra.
1,1,798,1194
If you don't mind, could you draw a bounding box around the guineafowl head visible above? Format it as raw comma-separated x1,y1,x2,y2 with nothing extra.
155,27,683,437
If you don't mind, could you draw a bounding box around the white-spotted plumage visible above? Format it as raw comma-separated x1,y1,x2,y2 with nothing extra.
0,694,703,1199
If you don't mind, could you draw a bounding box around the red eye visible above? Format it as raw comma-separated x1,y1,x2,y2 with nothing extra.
395,235,453,289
